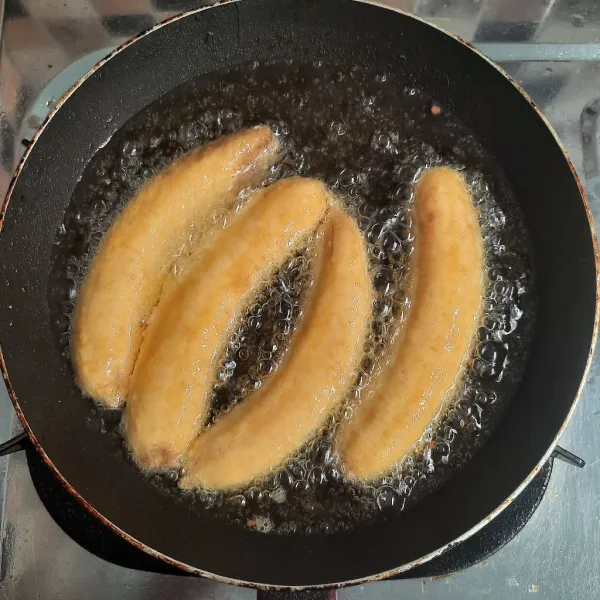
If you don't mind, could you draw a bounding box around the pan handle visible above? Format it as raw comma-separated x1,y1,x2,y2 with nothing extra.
257,590,337,600
0,431,31,457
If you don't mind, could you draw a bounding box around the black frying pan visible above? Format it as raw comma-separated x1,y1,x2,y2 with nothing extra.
0,0,597,589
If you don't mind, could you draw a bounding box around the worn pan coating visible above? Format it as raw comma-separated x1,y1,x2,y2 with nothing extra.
0,0,597,589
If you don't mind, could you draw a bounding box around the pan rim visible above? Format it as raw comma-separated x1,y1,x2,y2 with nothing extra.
0,0,598,589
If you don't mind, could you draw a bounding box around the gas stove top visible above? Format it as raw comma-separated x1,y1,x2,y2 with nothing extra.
1,1,600,599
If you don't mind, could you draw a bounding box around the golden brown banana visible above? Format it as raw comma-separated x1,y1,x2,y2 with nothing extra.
72,127,279,408
180,207,373,491
337,167,484,480
125,178,329,470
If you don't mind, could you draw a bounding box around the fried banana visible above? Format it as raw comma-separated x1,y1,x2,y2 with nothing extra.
125,177,330,470
337,166,485,480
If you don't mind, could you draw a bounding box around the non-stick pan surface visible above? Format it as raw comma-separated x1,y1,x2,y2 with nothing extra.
0,0,597,588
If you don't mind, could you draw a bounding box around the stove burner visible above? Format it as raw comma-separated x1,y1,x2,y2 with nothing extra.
26,448,553,579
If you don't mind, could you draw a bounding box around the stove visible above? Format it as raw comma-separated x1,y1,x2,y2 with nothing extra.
1,1,600,599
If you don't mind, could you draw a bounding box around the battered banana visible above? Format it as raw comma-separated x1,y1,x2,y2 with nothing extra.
180,207,373,491
125,178,330,470
337,166,484,481
72,127,279,408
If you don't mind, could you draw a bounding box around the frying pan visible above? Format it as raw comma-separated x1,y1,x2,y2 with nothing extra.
0,0,597,589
